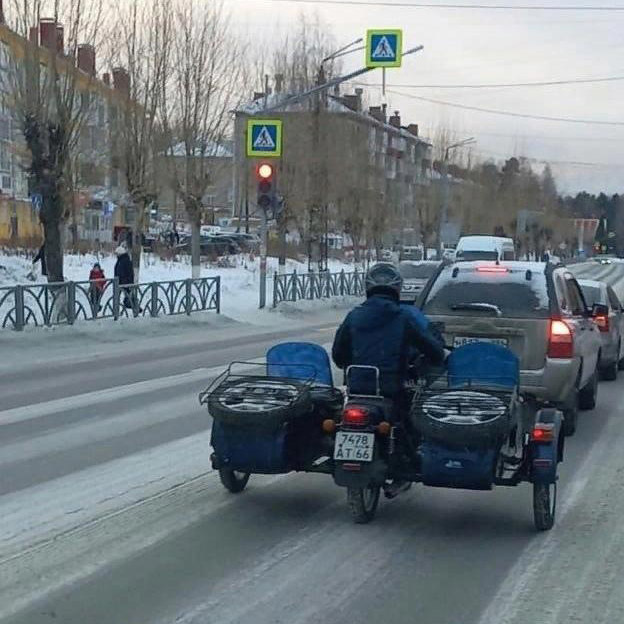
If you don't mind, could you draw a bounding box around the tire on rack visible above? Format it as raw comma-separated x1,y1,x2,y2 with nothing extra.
347,485,381,524
533,482,557,531
410,391,512,447
219,469,250,493
207,378,312,430
578,368,598,411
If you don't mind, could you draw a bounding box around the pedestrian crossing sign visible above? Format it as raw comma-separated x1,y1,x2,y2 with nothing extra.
247,119,283,157
366,29,402,68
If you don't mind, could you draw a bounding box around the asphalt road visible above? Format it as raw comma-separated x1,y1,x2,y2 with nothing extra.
2,262,624,624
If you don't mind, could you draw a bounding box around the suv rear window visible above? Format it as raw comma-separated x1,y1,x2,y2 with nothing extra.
579,284,605,308
423,268,550,318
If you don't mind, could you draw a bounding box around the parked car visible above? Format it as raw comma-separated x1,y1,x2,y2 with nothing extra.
455,235,515,262
398,261,440,302
179,235,238,256
420,261,603,436
216,232,260,252
578,279,624,380
593,254,616,265
400,246,423,261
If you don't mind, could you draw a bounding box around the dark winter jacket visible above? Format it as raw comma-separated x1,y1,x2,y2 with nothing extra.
332,294,445,397
114,253,134,286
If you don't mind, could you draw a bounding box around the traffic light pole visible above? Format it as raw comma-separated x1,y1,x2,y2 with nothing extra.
259,209,268,309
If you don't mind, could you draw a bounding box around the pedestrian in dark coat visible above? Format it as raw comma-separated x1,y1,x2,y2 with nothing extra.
114,244,138,311
89,263,106,312
114,244,134,285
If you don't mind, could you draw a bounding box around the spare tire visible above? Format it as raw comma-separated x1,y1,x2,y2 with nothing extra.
207,378,312,430
411,390,512,446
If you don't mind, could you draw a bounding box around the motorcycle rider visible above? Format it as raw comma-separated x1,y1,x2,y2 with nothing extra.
332,262,446,497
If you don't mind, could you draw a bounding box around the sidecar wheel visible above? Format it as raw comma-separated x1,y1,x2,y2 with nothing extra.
219,469,250,493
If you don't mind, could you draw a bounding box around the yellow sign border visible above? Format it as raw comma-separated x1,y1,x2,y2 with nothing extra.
366,29,403,68
247,119,283,158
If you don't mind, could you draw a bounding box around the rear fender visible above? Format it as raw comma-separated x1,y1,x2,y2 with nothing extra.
530,408,563,484
333,459,387,488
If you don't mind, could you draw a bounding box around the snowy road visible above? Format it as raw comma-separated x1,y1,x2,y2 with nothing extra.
2,262,624,624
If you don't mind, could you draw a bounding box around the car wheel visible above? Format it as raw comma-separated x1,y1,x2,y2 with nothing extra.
579,368,598,411
601,358,618,381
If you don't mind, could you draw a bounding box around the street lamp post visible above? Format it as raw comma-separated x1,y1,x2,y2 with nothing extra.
314,37,363,272
438,137,476,257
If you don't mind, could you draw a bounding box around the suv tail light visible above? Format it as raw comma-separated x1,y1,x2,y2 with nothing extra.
342,406,369,426
595,314,610,333
548,319,573,359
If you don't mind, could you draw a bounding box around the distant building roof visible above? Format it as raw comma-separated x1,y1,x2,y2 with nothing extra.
168,140,233,159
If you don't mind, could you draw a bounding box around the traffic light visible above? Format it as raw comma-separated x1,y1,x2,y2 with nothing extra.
256,162,275,212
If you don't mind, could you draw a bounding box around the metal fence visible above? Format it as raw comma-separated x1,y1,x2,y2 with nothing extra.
273,269,364,307
0,276,220,331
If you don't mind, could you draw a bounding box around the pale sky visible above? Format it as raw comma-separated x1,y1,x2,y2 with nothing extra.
230,0,624,195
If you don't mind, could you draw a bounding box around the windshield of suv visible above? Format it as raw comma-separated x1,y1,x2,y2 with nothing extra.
423,269,550,318
399,263,438,280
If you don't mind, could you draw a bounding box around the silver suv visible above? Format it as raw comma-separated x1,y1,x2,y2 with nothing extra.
419,261,602,436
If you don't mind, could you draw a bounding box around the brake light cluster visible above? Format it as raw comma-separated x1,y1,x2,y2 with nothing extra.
531,424,555,443
548,319,573,359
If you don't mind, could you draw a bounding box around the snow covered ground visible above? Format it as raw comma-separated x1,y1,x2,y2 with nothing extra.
0,249,362,326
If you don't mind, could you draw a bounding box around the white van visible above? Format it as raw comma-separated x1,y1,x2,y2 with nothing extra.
455,236,515,262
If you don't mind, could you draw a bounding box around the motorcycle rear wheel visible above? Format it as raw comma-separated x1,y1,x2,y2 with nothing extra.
347,485,381,524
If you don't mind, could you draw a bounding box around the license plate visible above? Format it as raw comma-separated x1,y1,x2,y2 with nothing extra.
453,336,509,348
333,432,375,462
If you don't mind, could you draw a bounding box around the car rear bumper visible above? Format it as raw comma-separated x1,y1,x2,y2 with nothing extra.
520,358,580,404
599,332,619,364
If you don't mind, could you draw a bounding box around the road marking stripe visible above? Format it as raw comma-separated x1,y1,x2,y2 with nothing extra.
0,343,333,428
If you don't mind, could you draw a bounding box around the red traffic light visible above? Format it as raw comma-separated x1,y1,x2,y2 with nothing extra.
257,163,274,180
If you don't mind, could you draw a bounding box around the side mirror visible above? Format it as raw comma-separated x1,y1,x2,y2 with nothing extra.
592,303,609,318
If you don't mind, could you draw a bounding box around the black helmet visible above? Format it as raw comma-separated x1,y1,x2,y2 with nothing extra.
365,262,403,299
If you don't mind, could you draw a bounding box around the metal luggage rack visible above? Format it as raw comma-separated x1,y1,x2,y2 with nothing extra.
199,361,318,413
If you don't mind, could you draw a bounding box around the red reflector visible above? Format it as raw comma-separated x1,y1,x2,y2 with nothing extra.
476,266,509,273
548,319,573,359
595,315,609,332
343,407,369,426
531,425,555,442
342,462,362,471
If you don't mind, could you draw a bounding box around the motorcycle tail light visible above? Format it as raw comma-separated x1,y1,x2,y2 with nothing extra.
342,407,369,426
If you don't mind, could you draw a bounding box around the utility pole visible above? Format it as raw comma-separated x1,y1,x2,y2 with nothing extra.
438,137,475,258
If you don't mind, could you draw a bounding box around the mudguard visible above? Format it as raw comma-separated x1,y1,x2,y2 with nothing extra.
333,459,387,488
530,408,563,485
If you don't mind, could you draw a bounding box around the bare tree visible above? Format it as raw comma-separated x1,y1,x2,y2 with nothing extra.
109,0,171,281
4,0,103,282
161,0,243,278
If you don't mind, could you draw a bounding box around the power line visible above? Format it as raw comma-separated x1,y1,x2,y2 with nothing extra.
253,0,624,11
390,90,624,125
351,75,624,89
474,147,624,167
